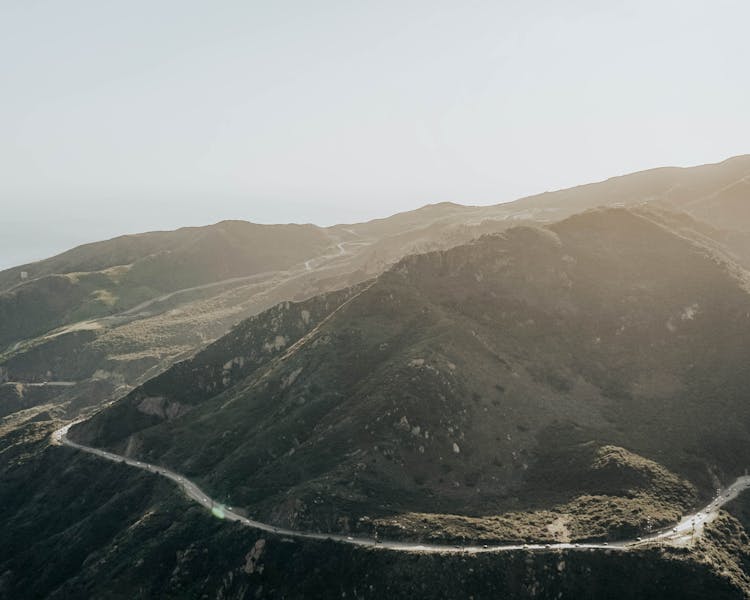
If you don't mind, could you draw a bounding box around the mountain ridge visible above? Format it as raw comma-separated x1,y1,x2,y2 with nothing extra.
72,206,750,543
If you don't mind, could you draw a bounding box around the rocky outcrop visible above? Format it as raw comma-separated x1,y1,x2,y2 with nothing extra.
136,396,189,420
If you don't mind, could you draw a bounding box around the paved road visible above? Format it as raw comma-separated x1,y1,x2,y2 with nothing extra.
51,423,750,554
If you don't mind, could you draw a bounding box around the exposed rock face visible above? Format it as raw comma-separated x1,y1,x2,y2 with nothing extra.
243,539,266,574
263,336,287,352
70,284,366,450
137,396,189,420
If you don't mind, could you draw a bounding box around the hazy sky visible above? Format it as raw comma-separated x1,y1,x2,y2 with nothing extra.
2,0,749,268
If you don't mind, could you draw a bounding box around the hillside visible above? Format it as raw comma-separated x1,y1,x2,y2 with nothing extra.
73,207,750,542
0,208,520,425
0,221,333,345
4,156,750,429
2,420,747,599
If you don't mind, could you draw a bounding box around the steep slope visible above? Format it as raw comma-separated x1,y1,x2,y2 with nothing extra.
1,421,746,599
73,207,750,537
0,209,521,421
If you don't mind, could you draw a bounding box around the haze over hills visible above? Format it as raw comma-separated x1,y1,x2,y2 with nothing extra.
4,155,750,427
506,155,750,227
5,156,750,598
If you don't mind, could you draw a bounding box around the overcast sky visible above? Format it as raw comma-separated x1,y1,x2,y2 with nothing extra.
2,0,749,268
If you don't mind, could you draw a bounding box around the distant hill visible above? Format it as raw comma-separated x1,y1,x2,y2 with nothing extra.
0,221,332,344
0,220,333,292
502,154,750,230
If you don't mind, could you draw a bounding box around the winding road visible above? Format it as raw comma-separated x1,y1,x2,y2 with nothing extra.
302,240,359,272
7,238,372,356
51,423,750,554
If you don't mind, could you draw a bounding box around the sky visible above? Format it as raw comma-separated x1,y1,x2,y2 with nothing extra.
2,0,749,268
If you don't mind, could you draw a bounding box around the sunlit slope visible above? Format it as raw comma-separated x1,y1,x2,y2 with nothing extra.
501,154,750,229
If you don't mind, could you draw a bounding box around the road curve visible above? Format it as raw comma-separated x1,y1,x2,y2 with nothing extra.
51,423,750,554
